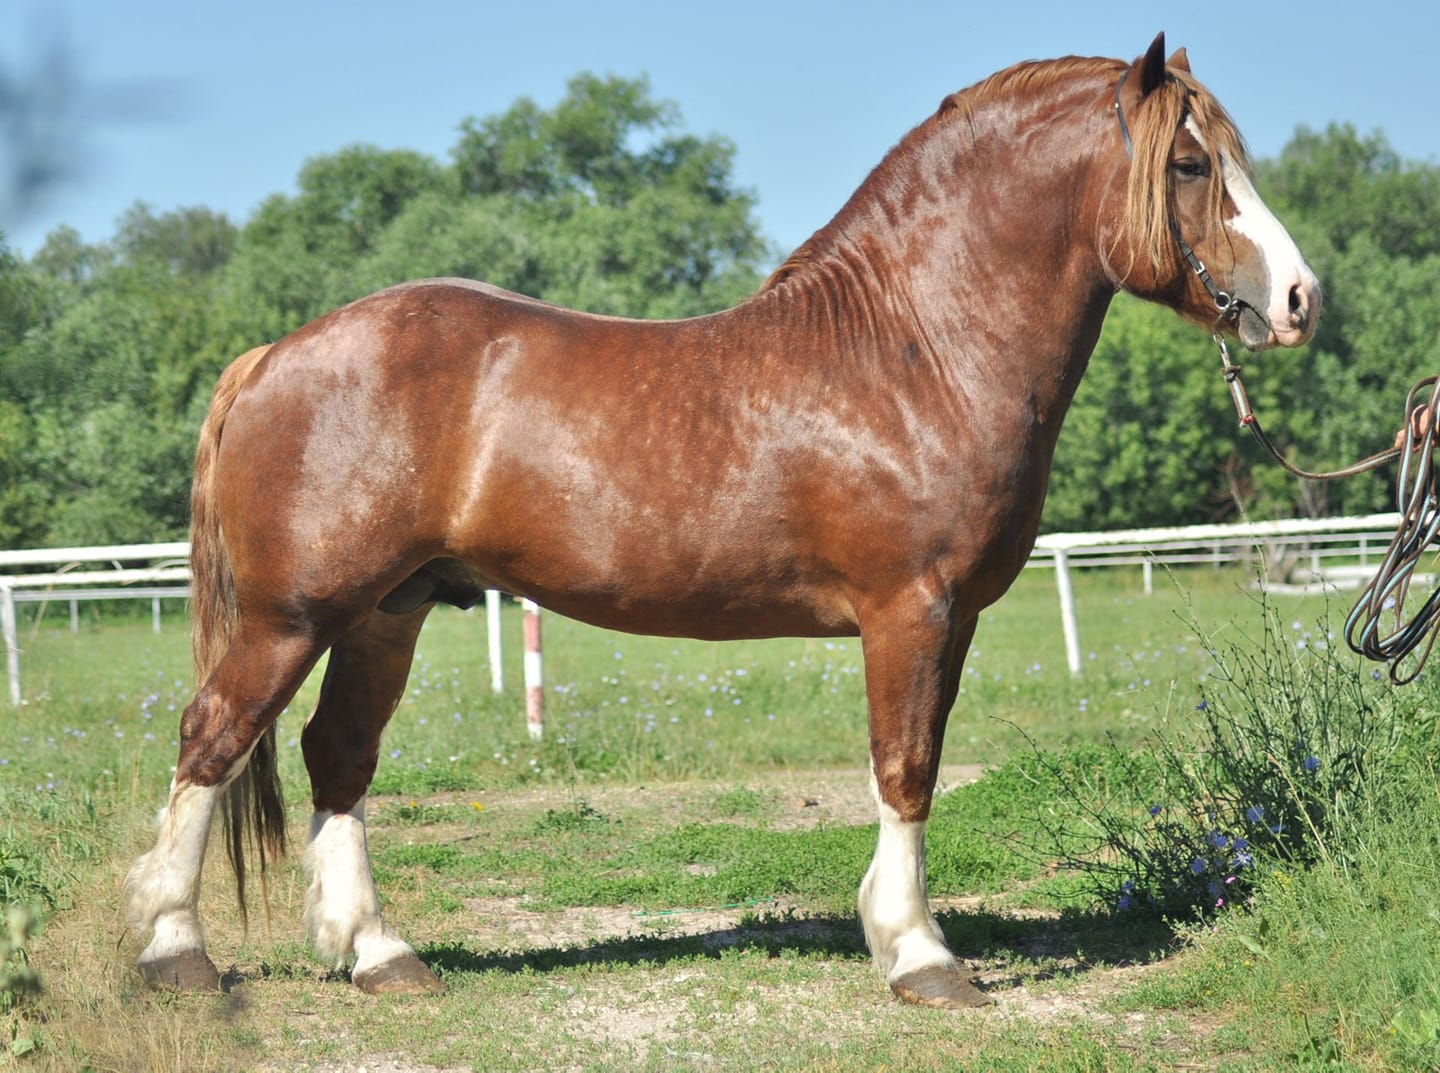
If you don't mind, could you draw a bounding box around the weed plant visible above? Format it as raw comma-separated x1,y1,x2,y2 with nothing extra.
1028,590,1432,918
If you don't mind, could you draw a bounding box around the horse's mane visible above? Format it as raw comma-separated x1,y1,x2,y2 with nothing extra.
763,54,1250,289
1121,66,1250,273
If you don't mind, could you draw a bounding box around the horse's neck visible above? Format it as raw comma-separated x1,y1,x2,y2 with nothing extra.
764,88,1117,421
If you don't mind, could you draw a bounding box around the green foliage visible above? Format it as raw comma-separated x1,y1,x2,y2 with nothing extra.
8,105,1440,546
1124,768,1440,1069
0,73,771,550
1028,592,1427,920
1046,296,1239,530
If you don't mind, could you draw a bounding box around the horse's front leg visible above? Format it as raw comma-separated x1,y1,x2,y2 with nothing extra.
857,595,988,1008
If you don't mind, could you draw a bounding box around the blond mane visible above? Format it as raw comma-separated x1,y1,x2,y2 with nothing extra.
1121,68,1251,273
764,55,1251,290
947,56,1252,276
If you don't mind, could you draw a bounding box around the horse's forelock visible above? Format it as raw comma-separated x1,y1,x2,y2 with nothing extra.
1124,70,1251,274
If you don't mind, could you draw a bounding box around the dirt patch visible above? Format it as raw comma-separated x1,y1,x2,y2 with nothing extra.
354,767,1202,1067
457,893,810,950
370,762,986,833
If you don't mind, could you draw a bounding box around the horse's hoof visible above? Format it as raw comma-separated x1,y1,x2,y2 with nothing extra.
352,955,444,996
890,964,992,1009
138,949,222,992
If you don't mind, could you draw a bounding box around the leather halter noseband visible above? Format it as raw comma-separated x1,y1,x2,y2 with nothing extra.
1112,69,1238,325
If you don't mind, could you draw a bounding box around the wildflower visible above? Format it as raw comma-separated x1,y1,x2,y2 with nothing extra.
1117,893,1133,910
1190,857,1207,875
1302,755,1320,774
1208,829,1229,849
1148,804,1161,817
1245,804,1265,824
1195,698,1209,712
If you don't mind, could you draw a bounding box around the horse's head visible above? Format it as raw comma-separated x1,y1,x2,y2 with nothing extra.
1105,33,1320,350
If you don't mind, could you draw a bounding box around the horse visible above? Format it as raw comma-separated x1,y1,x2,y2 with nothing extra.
126,33,1320,1009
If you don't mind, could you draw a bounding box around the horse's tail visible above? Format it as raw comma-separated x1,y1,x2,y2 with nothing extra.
189,344,286,926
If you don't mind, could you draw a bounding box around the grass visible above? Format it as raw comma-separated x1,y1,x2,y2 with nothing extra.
7,566,1282,794
2,564,1431,1070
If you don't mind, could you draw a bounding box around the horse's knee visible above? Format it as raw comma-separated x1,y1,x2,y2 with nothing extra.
870,749,941,823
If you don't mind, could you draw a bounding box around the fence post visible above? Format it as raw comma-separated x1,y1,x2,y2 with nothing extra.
522,598,543,740
1053,549,1082,675
485,590,504,694
2,583,19,706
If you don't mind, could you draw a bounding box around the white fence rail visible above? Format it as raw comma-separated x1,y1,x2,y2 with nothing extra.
1030,513,1403,672
1,543,191,705
1,515,1407,705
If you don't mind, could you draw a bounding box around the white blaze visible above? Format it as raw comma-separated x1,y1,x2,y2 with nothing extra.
1186,115,1319,346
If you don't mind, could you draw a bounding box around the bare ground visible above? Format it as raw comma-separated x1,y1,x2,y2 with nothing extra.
63,763,1212,1073
292,765,1206,1070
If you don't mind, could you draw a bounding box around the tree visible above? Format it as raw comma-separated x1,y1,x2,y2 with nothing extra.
450,73,772,317
1,73,774,549
113,203,237,277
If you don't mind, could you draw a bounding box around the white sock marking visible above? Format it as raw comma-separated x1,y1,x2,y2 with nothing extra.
126,781,222,965
858,767,956,981
305,799,417,973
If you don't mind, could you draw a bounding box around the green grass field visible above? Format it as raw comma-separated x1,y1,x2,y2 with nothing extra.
5,565,1440,1071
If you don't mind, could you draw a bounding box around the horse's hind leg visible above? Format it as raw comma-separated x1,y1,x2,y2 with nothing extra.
126,620,324,989
857,596,989,1009
301,606,442,995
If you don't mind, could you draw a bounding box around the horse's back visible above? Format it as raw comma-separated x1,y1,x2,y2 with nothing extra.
205,279,857,635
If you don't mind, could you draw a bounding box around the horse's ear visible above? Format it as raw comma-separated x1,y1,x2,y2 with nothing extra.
1167,47,1191,73
1138,32,1167,97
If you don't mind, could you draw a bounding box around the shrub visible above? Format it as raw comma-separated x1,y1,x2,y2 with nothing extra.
1028,593,1428,918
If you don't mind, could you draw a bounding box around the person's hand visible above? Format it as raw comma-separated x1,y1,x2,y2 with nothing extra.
1395,404,1434,449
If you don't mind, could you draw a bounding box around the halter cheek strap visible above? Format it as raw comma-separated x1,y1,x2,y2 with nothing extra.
1113,69,1236,322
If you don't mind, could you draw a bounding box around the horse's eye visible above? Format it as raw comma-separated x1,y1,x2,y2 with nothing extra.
1172,157,1210,180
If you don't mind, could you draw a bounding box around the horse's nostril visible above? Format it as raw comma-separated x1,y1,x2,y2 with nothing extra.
1289,283,1308,330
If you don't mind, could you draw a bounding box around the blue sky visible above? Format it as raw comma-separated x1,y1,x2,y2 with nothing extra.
4,0,1438,263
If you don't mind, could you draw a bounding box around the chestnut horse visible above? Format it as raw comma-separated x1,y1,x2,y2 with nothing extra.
127,34,1319,1008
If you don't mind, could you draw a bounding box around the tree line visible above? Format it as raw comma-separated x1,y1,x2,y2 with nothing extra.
1,73,1437,550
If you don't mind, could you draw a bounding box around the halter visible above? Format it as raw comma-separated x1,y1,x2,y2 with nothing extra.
1112,69,1238,324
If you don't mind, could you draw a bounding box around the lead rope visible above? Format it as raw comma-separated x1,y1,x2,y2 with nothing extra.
1215,332,1440,683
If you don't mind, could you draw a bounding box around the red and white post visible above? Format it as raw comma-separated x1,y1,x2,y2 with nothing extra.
521,598,544,740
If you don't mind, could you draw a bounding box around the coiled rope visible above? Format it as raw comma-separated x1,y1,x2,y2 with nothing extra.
1217,334,1440,683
